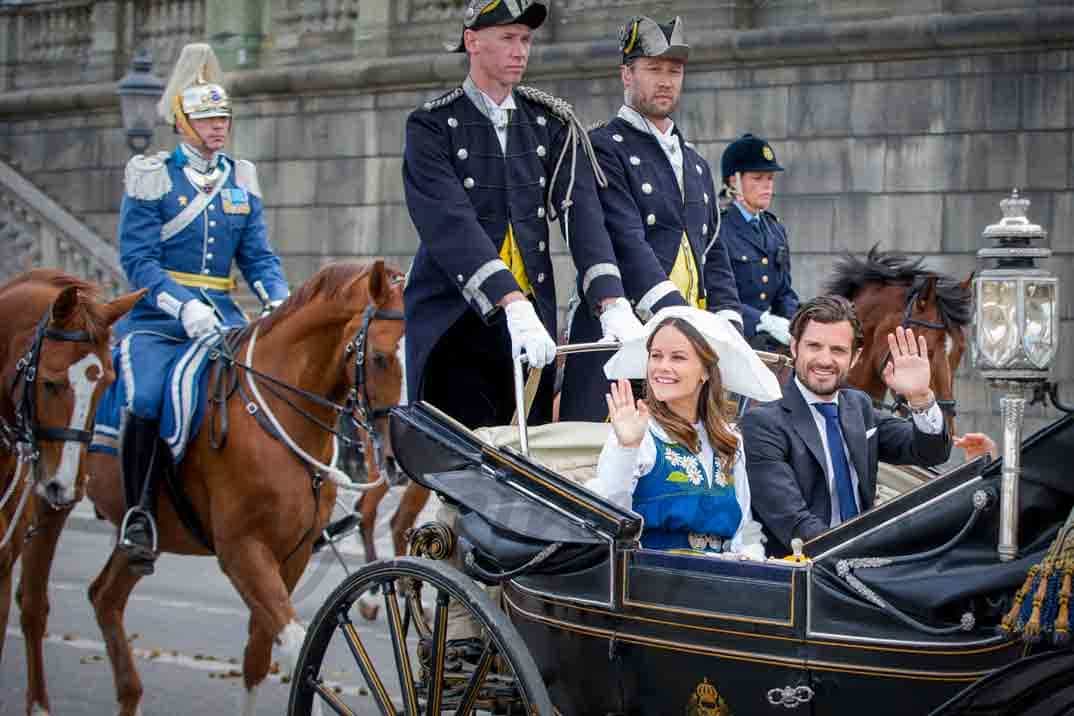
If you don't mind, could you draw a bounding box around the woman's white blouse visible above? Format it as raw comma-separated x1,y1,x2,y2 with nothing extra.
588,420,767,559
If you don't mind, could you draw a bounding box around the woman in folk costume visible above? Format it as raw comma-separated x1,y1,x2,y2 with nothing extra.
111,43,289,573
589,307,780,559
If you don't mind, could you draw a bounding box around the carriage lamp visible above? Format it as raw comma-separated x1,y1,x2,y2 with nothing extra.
972,189,1059,562
116,48,165,155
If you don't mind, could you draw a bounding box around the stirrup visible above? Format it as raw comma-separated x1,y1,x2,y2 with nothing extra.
312,513,361,554
118,507,159,573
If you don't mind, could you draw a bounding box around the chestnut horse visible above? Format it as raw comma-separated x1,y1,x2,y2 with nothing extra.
0,270,142,716
827,246,972,434
13,260,404,716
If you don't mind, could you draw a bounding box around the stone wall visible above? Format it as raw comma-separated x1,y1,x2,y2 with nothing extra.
0,2,1071,439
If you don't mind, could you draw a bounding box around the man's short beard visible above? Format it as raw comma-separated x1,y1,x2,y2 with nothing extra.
793,357,846,399
626,90,678,120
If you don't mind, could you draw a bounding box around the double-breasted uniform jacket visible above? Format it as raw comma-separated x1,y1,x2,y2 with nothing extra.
115,146,289,418
559,115,740,421
719,205,799,338
402,83,625,404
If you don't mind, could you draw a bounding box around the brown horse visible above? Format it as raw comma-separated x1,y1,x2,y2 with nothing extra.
12,260,404,716
0,270,143,716
827,246,972,433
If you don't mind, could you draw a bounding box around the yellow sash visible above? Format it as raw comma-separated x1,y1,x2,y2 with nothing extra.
668,232,705,309
166,270,236,291
499,224,532,296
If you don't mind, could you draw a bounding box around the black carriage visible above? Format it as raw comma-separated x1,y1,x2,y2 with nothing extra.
288,386,1074,716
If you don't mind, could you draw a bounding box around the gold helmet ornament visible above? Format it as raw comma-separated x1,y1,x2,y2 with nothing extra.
157,43,231,139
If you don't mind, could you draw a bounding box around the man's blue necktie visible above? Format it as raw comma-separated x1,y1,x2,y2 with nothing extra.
814,402,859,523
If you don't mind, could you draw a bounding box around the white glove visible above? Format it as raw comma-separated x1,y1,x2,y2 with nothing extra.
505,300,557,369
180,300,221,339
598,298,644,342
757,310,791,346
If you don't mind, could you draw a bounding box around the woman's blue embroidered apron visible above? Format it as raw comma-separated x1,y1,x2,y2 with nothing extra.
631,431,742,552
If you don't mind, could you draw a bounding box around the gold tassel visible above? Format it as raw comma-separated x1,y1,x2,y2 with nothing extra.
1002,565,1038,633
1054,570,1072,640
1024,565,1053,640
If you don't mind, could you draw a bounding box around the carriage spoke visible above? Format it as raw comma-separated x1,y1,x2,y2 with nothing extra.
309,678,358,716
424,590,450,716
337,609,396,716
383,579,421,716
404,578,433,640
453,640,497,716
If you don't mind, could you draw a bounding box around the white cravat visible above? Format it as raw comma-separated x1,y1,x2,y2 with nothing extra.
618,105,684,195
464,75,516,154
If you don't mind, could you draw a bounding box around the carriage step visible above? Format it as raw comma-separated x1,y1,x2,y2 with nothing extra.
312,514,361,554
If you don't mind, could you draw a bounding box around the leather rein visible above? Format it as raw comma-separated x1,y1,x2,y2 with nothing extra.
872,278,957,419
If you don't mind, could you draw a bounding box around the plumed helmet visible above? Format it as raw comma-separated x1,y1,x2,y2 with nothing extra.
158,43,231,130
720,133,783,182
618,15,689,65
448,0,548,53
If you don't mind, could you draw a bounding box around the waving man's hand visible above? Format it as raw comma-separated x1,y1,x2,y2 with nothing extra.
881,327,933,407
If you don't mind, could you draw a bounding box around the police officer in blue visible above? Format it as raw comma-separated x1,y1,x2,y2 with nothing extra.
719,134,799,352
559,15,742,422
403,0,642,429
114,44,289,573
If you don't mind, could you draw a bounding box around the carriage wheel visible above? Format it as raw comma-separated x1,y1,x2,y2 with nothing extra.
288,556,553,716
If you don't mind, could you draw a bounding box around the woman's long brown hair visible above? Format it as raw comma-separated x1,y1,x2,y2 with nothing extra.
643,317,739,476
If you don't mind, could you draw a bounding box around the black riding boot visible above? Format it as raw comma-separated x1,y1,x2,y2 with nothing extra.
118,413,161,576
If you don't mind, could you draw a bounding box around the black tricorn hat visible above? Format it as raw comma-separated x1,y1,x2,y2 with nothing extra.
619,16,689,65
448,0,548,53
721,133,784,182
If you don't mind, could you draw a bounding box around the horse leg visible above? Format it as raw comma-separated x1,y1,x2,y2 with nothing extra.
88,549,146,716
17,501,73,716
390,483,430,557
355,477,388,622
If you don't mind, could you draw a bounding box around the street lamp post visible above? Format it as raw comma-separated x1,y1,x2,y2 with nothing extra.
116,48,165,155
972,189,1060,562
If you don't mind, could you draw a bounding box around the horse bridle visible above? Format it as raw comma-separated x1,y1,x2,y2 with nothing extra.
344,303,405,466
875,278,957,419
0,309,96,467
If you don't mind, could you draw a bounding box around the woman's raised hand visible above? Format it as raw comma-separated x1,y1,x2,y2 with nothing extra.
606,378,649,449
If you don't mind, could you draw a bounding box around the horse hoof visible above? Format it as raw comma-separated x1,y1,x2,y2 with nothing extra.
357,595,379,621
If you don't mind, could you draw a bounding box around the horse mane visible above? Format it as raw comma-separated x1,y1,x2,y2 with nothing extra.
826,245,971,328
0,269,108,340
259,261,393,335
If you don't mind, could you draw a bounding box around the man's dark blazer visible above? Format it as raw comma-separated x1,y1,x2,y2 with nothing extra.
740,379,951,555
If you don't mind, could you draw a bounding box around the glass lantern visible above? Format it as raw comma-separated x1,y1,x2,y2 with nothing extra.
116,48,165,154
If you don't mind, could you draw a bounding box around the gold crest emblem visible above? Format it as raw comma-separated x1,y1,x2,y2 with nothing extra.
686,677,731,716
762,146,774,161
178,195,189,207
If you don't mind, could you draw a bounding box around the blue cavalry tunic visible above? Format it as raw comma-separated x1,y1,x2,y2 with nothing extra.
403,80,626,426
114,146,289,421
559,114,741,422
719,203,799,339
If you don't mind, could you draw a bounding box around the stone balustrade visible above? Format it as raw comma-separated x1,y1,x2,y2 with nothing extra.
0,158,123,296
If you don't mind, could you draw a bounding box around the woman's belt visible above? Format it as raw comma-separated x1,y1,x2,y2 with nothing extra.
641,529,730,553
166,270,235,291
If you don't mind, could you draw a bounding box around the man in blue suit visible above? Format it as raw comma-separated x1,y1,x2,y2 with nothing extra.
559,15,742,422
718,134,799,352
113,43,289,572
403,0,641,430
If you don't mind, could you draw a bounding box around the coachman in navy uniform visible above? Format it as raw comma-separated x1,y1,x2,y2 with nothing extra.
719,133,800,352
559,15,742,422
111,44,289,572
403,0,641,429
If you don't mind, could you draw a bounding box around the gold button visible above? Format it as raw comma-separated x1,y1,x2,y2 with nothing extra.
762,257,768,265
762,275,769,283
760,292,767,300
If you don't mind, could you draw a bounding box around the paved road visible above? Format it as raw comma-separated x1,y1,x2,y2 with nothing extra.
1,486,440,715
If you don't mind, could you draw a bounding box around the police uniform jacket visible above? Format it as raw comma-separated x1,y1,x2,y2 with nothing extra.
118,147,289,339
589,117,739,320
403,85,626,401
719,205,799,338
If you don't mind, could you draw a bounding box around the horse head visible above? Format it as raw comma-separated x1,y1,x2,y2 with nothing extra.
0,273,144,508
339,259,406,482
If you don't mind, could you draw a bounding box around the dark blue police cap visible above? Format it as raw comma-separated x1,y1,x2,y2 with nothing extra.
720,133,784,182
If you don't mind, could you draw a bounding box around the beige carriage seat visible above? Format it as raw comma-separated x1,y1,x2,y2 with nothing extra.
473,421,611,485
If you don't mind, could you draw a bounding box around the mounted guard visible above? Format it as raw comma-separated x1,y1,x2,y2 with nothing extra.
97,43,289,574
